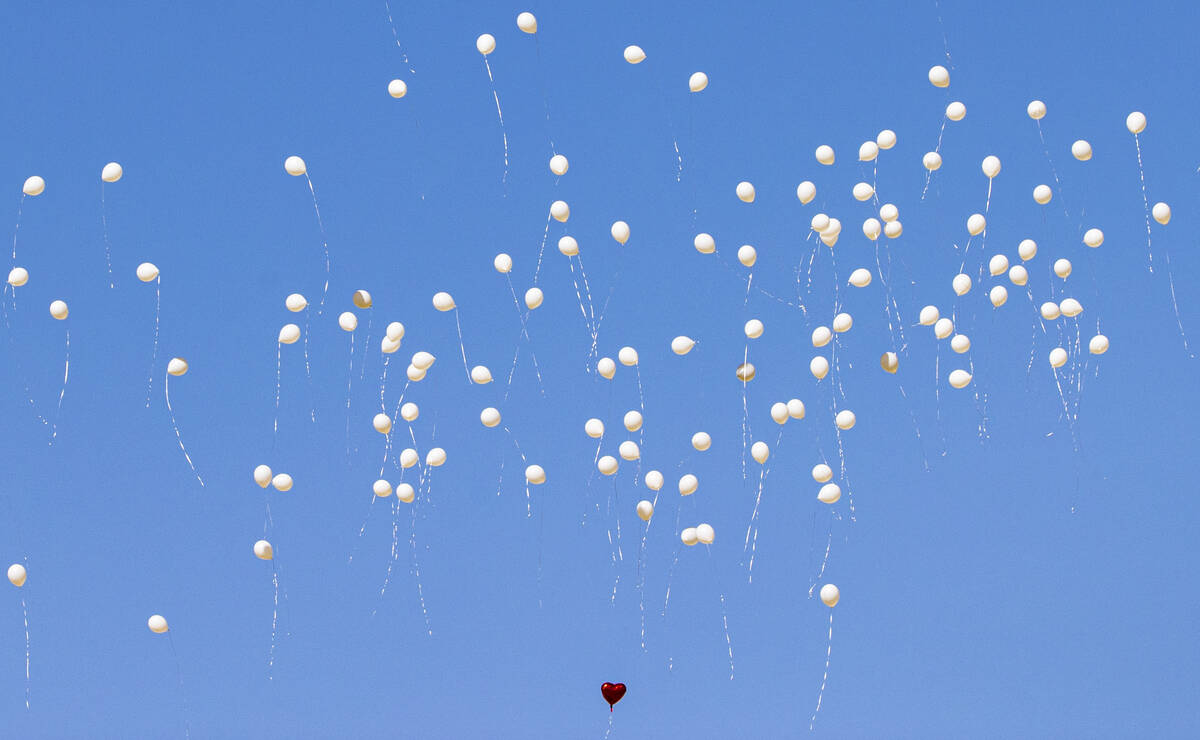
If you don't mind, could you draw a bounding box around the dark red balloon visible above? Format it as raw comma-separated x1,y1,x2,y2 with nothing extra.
601,682,626,711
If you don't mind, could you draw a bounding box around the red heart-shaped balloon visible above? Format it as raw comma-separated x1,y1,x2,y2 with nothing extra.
601,682,626,710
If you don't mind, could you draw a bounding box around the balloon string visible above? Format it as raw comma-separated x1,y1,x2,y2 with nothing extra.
934,337,947,456
11,193,24,262
379,354,390,412
807,514,834,596
896,379,930,471
303,309,315,423
744,426,783,582
359,309,373,382
1132,133,1155,273
533,209,551,287
145,277,161,408
502,426,529,515
1034,119,1072,220
409,493,433,636
740,345,749,484
921,119,947,201
809,610,834,730
269,563,279,679
531,35,556,155
165,373,205,487
662,503,683,621
345,330,355,461
273,343,281,450
503,274,544,398
100,183,115,288
21,594,30,709
348,494,377,565
706,545,735,680
375,495,402,610
49,327,70,445
638,484,661,652
303,173,330,316
453,308,471,384
564,252,593,343
381,0,415,75
481,56,509,186
167,631,192,740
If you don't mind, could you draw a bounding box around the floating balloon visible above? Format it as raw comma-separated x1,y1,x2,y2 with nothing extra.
919,306,939,326
386,322,404,341
623,410,643,432
858,141,879,162
810,356,830,380
399,449,418,468
480,407,501,427
1040,302,1060,320
147,615,168,634
412,351,436,370
796,181,816,204
981,155,1001,178
852,182,874,202
693,233,716,255
254,540,274,560
877,129,897,149
618,346,639,366
549,154,569,176
637,500,654,521
373,413,392,434
689,72,708,92
338,312,358,331
884,220,903,238
751,441,769,463
967,213,986,236
619,440,640,461
770,403,788,424
585,418,605,438
516,11,537,33
611,221,630,245
681,528,699,546
862,218,882,240
426,448,446,467
989,255,1009,276
832,313,852,333
880,352,899,374
696,523,715,544
948,369,973,388
1153,202,1171,225
923,151,943,171
550,200,569,222
1049,347,1068,368
1089,335,1109,354
934,318,954,339
7,564,27,588
406,364,426,381
849,268,872,287
400,402,419,421
1033,184,1052,204
928,65,949,87
597,357,616,379
1027,100,1046,120
952,273,972,296
990,285,1008,307
352,290,372,309
737,245,757,267
49,300,68,320
815,145,835,165
736,181,755,203
1053,259,1072,278
272,473,293,491
787,399,805,419
397,483,415,503
279,324,300,344
623,45,645,64
819,584,840,607
645,470,664,491
286,293,307,312
745,319,764,339
811,213,831,233
817,483,841,504
22,176,45,196
388,79,408,98
254,465,272,488
475,33,496,55
492,254,513,275
432,292,455,311
812,326,832,347
812,463,833,483
946,101,966,121
678,474,698,496
6,267,28,286
382,337,401,354
950,334,971,354
284,156,306,176
671,336,696,355
601,682,627,710
101,162,125,183
167,357,188,376
1018,239,1038,261
1060,298,1083,317
1009,265,1028,285
373,479,394,498
470,365,493,384
556,236,580,257
525,465,546,484
1126,111,1146,134
1072,140,1092,161
691,432,712,451
735,362,755,382
1083,228,1104,248
524,287,544,310
598,455,619,476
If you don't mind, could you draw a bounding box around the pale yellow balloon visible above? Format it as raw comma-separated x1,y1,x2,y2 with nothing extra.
952,273,972,296
1054,258,1072,278
691,432,712,451
832,312,852,333
1126,111,1146,135
770,402,788,424
880,351,898,374
736,181,756,203
619,440,640,461
353,289,373,309
879,203,898,222
967,213,986,236
815,145,835,165
688,72,708,92
400,402,419,422
1018,239,1038,261
102,162,124,183
1033,184,1053,204
254,464,272,488
22,176,45,196
471,365,493,384
693,233,716,254
928,65,949,87
696,523,715,544
598,455,619,476
7,267,28,286
934,318,954,339
1049,347,1068,368
919,306,939,326
549,154,569,176
623,45,646,64
425,448,447,467
810,356,829,380
399,448,418,469
946,101,966,121
406,364,426,382
981,155,1001,178
819,583,840,607
1009,265,1029,286
338,311,358,332
849,268,872,287
397,483,415,503
835,409,856,430
597,357,616,379
1072,140,1092,161
374,479,394,498
278,323,301,344
286,293,307,312
1027,100,1046,120
1040,301,1061,320
167,357,188,376
623,410,643,432
989,254,1010,276
645,470,664,491
480,407,502,427
412,351,436,370
671,336,696,355
1083,228,1104,248
272,473,294,491
524,287,544,310
517,12,537,33
923,151,942,171
751,441,769,464
818,483,841,504
812,463,833,483
681,527,699,546
432,291,455,311
147,614,168,633
618,346,639,366
948,369,972,388
736,362,755,382
877,129,897,149
255,539,275,560
950,334,970,354
550,200,569,222
1153,202,1171,225
637,500,654,521
796,181,816,204
862,218,882,240
284,156,306,176
990,286,1008,307
744,319,764,339
49,300,68,320
388,79,408,98
611,221,630,245
883,220,902,238
859,141,879,162
852,182,875,202
787,399,805,419
525,465,547,484
1089,334,1109,355
475,33,496,55
1060,298,1083,317
812,325,832,347
373,413,392,434
678,474,698,496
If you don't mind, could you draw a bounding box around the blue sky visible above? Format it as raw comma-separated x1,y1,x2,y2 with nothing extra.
2,0,1200,736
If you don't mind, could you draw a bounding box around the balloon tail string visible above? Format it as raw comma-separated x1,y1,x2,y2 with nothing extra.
531,36,556,154
533,210,551,287
564,253,592,342
11,194,24,262
897,380,930,471
706,545,735,680
375,496,402,612
1133,133,1155,273
409,497,432,636
921,120,947,201
741,345,749,483
49,327,69,444
662,504,683,621
100,184,114,288
167,631,192,740
269,564,279,679
21,595,29,709
481,56,509,186
273,344,281,451
743,426,782,581
453,308,470,384
809,611,834,731
503,426,530,515
358,310,372,382
574,253,599,347
145,277,161,408
504,274,545,397
345,331,355,461
165,373,204,487
303,309,315,423
348,494,377,565
382,0,415,75
1034,119,1071,220
1161,244,1193,357
608,479,620,605
302,174,331,316
808,518,834,596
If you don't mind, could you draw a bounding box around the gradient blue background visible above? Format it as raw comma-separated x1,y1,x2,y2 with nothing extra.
1,0,1198,736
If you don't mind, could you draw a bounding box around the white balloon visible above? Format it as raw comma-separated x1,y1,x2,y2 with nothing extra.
1054,258,1072,278
611,221,630,245
556,236,579,257
22,176,45,196
948,369,973,389
678,474,698,496
1009,265,1029,286
990,285,1008,307
102,162,124,183
819,584,840,607
480,407,502,428
796,181,816,204
879,203,898,223
770,402,788,424
952,273,972,296
923,151,943,171
862,218,882,240
849,268,872,287
550,200,570,222
516,11,537,33
278,324,300,344
811,213,831,233
981,155,1001,179
412,351,436,370
859,141,879,162
988,254,1010,276
49,299,68,320
338,311,358,332
493,253,513,273
400,402,419,421
883,219,903,239
812,326,832,347
272,473,293,491
967,213,986,236
645,470,664,491
585,418,605,438
286,293,307,312
1027,100,1046,120
1049,347,1068,368
751,441,769,464
736,181,756,203
388,79,408,98
637,500,654,521
1153,202,1171,225
812,463,833,483
406,364,425,381
787,399,806,419
397,483,415,503
934,317,954,339
946,101,966,121
426,448,447,467
832,312,852,333
399,448,418,468
381,336,401,354
815,145,835,165
810,356,830,379
623,45,646,64
736,362,756,382
623,410,643,432
1040,301,1061,320
928,65,949,87
598,455,619,476
147,614,168,633
432,291,455,311
475,33,496,55
1060,298,1083,317
1018,239,1038,261
693,232,716,254
1072,140,1092,161
618,346,639,366
681,527,699,546
688,72,708,92
1126,111,1146,134
7,267,28,286
818,483,841,504
524,287,544,310
525,464,547,484
877,129,897,149
1089,334,1109,355
745,319,764,339
386,321,405,341
919,305,940,326
351,289,371,314
373,480,393,499
1083,228,1104,248
696,523,715,544
852,182,875,201
373,413,392,434
671,336,696,355
737,244,757,267
254,464,272,488
1033,184,1053,204
284,156,306,176
691,432,712,451
597,357,616,379
950,334,971,354
619,440,640,461
167,357,189,376
253,540,277,561
471,365,493,384
549,154,569,176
